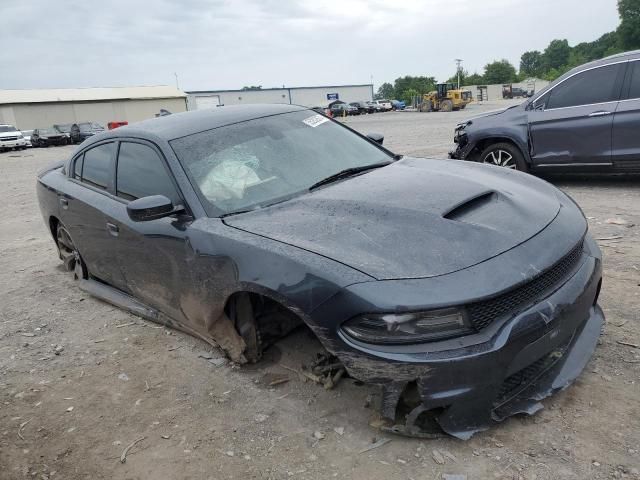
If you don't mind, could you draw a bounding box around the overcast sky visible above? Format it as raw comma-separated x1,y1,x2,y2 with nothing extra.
1,0,621,92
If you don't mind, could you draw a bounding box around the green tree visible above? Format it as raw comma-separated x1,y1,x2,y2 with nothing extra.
618,0,640,48
520,51,543,77
542,39,571,70
393,76,436,98
376,82,394,99
400,88,419,104
464,72,485,85
483,60,518,84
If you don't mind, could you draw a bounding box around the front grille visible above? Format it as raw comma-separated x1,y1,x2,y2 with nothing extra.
0,136,19,141
468,241,584,331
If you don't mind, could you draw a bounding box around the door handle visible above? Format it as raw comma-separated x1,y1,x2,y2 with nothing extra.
588,111,612,117
106,222,119,237
59,197,69,209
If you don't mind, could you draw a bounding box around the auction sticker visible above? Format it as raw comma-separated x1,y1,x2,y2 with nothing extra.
302,114,329,128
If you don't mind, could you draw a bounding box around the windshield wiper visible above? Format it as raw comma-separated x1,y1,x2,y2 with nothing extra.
309,162,390,191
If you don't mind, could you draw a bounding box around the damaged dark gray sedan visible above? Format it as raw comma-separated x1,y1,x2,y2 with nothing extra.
36,104,604,440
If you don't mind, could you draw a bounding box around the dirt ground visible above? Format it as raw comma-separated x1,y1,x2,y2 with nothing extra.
1,101,638,480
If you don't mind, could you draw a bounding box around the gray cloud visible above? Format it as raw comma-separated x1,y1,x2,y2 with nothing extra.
1,0,620,91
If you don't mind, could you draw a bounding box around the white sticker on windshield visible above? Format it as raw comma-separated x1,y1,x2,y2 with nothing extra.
302,114,329,128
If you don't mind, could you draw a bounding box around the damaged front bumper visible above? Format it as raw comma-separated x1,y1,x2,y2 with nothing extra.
324,241,603,440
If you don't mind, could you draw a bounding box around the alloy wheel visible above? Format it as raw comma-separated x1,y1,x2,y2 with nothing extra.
483,149,516,169
56,225,86,279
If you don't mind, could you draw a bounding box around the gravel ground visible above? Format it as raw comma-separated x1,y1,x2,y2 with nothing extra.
0,101,639,479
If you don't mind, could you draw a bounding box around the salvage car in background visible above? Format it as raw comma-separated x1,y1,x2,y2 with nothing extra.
0,124,28,151
37,104,604,439
21,129,33,147
70,122,105,144
31,128,69,147
451,50,640,173
350,101,375,114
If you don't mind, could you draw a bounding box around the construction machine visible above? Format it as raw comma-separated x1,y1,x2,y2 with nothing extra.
420,83,472,112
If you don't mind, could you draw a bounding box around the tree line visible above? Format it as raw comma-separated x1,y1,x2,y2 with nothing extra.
377,0,640,103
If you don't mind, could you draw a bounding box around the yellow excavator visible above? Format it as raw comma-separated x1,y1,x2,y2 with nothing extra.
420,83,472,112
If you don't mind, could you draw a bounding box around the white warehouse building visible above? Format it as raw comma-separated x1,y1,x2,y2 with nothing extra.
186,84,374,110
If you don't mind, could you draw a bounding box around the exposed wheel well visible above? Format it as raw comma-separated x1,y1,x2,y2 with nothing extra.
224,291,306,362
49,216,60,241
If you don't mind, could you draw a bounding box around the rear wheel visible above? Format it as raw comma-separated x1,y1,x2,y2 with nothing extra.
56,223,87,280
479,142,528,171
440,99,453,112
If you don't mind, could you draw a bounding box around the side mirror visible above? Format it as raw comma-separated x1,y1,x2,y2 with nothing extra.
366,133,384,145
127,195,175,222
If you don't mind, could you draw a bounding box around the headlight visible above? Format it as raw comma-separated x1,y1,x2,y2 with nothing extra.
18,134,24,139
341,308,473,345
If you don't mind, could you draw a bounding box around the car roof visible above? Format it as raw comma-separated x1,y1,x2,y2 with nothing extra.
109,104,309,142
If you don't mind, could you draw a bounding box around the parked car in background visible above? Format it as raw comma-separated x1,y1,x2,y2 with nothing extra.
350,101,375,114
36,104,604,439
70,122,105,144
502,85,528,99
329,103,358,116
366,101,384,113
391,99,406,110
54,124,74,142
31,128,69,147
374,99,393,111
0,124,28,151
451,50,640,174
21,129,33,147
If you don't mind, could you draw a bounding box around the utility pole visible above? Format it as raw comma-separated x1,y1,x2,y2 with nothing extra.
454,59,463,89
174,72,179,89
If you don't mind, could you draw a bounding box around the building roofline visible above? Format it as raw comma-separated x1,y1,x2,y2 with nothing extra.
186,84,373,94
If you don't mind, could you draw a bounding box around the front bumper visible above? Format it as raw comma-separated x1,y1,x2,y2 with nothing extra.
324,240,603,439
0,138,28,149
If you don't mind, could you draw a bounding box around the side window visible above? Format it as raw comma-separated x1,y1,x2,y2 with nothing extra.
82,143,114,190
547,63,624,109
73,154,83,180
626,61,640,99
116,142,180,204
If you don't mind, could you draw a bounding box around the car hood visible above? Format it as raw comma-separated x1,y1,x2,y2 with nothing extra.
225,158,562,280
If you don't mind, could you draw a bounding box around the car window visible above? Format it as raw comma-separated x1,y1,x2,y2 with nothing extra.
116,142,180,204
81,142,114,190
626,60,640,99
73,155,84,180
546,63,624,109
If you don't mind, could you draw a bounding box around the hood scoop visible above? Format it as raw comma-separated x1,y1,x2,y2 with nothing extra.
443,191,496,221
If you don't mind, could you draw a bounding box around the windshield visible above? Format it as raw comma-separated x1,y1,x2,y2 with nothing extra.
40,128,58,135
54,124,71,133
0,126,17,133
170,110,392,216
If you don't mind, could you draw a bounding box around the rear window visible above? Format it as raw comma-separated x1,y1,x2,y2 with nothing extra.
81,143,114,190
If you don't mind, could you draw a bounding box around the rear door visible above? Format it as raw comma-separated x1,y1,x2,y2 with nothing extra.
612,59,640,171
59,141,126,287
528,61,626,169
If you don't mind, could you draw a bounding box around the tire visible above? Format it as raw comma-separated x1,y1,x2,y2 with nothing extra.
420,100,433,112
440,99,453,112
55,222,88,280
479,142,528,172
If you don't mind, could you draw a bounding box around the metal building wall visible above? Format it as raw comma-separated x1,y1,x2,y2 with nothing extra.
187,85,374,109
1,98,187,130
